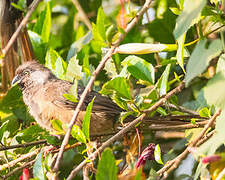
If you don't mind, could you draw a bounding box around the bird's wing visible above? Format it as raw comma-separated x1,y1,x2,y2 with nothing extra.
46,80,122,114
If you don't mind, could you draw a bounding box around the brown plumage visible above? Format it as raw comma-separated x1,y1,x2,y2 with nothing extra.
12,61,122,135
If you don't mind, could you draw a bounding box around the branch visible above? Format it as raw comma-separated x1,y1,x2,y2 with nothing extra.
1,0,42,57
147,120,208,131
167,103,199,116
0,140,47,151
66,81,185,180
0,148,40,171
2,159,35,180
52,0,154,174
157,109,221,179
71,0,92,30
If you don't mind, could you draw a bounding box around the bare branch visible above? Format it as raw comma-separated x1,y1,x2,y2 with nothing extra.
2,160,35,180
0,140,47,151
167,103,199,116
0,148,40,171
71,0,92,30
1,0,42,56
157,109,221,178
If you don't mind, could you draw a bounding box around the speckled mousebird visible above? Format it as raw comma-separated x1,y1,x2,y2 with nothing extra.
11,61,123,135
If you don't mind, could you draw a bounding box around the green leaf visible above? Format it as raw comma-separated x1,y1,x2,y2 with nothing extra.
134,168,142,180
147,10,176,44
185,39,222,86
204,72,225,109
159,64,171,96
65,56,82,82
122,55,155,84
169,7,181,15
0,85,23,111
91,23,107,53
156,107,167,116
100,77,132,100
11,0,27,11
63,94,78,103
82,97,95,141
173,0,206,39
50,119,65,134
96,148,118,180
45,49,67,79
63,81,78,103
154,144,163,164
71,125,87,144
33,2,51,43
41,3,51,43
97,7,106,40
216,54,225,73
33,152,47,180
157,0,167,19
82,46,91,75
28,31,47,63
176,32,186,72
104,58,118,78
199,107,209,118
67,31,92,61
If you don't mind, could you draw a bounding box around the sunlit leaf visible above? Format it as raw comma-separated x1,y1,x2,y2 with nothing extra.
50,119,65,134
185,39,222,86
216,54,225,73
96,148,118,180
154,144,163,164
173,0,206,39
67,31,92,60
45,49,67,79
122,55,155,84
65,56,82,82
71,125,87,144
82,97,95,141
159,64,171,96
176,32,186,72
199,107,210,118
34,2,51,43
97,7,106,40
100,77,132,100
204,72,225,109
157,0,167,19
41,3,51,43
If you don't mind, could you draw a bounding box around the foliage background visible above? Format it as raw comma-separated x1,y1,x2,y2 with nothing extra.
1,0,225,179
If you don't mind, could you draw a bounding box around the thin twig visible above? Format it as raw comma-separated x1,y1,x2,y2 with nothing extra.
52,0,154,175
66,82,185,180
1,0,42,56
136,128,141,157
0,140,47,151
2,160,35,180
71,0,92,30
0,148,40,171
157,109,221,179
148,120,208,131
167,103,199,116
196,130,215,147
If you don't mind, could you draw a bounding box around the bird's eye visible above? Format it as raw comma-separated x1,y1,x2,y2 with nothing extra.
23,70,30,75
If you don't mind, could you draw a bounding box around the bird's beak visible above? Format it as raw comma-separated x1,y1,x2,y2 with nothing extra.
11,75,21,86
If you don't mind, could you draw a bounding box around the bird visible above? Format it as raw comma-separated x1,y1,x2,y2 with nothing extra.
11,61,123,135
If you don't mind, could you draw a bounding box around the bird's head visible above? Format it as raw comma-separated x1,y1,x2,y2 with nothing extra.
12,61,55,90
